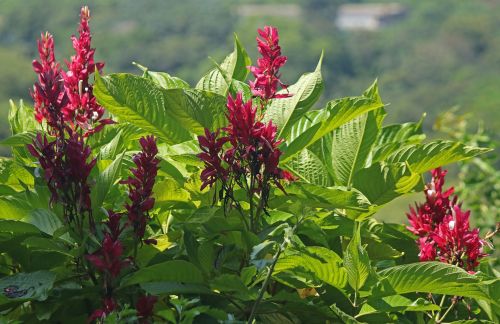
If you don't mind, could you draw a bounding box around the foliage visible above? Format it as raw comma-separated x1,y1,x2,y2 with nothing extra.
0,6,497,324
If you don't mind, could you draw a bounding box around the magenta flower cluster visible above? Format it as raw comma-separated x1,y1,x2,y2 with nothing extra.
407,168,486,272
28,7,111,222
198,26,294,214
249,26,291,102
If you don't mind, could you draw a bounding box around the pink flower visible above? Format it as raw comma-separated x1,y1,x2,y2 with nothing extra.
248,26,291,102
121,136,160,240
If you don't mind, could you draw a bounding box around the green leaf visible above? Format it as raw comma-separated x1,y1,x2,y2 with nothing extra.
0,196,32,220
0,131,37,147
330,303,364,324
274,246,348,289
95,72,227,141
196,34,251,95
134,62,190,89
282,93,384,162
210,274,256,300
8,100,39,135
0,271,55,305
141,282,212,295
386,140,491,174
121,260,204,286
0,158,34,190
331,109,385,187
0,220,41,242
373,262,492,301
94,72,192,144
97,131,124,161
22,209,62,236
283,183,370,211
358,295,440,317
284,149,332,186
371,114,426,163
91,153,124,214
264,53,324,137
352,162,422,206
344,222,372,293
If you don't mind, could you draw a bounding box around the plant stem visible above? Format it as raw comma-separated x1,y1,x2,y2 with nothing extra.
247,246,283,324
436,300,456,323
246,219,302,323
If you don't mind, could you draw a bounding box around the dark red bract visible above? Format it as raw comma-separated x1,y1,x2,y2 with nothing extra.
121,136,160,240
86,234,129,278
136,295,158,323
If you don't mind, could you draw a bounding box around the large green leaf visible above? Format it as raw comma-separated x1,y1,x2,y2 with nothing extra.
0,271,55,305
0,195,32,220
331,109,384,187
352,162,421,206
284,149,332,186
22,209,62,237
0,220,41,242
282,87,384,162
385,140,491,174
135,62,190,89
91,152,124,215
274,246,348,289
264,53,324,137
94,72,191,144
344,223,372,293
370,114,426,163
121,260,204,287
358,295,440,317
282,183,370,211
95,73,228,143
373,262,492,301
196,34,251,95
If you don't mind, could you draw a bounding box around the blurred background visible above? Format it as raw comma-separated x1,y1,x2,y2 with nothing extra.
0,0,498,227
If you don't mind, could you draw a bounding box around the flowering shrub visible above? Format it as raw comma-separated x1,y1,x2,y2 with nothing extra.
0,6,497,324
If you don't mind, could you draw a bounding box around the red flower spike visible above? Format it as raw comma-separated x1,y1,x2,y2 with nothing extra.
31,32,68,132
197,128,228,190
431,206,486,271
248,26,291,102
104,210,125,241
121,136,160,240
86,234,129,278
136,295,158,324
62,6,112,135
198,91,294,210
406,168,454,236
407,167,487,272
